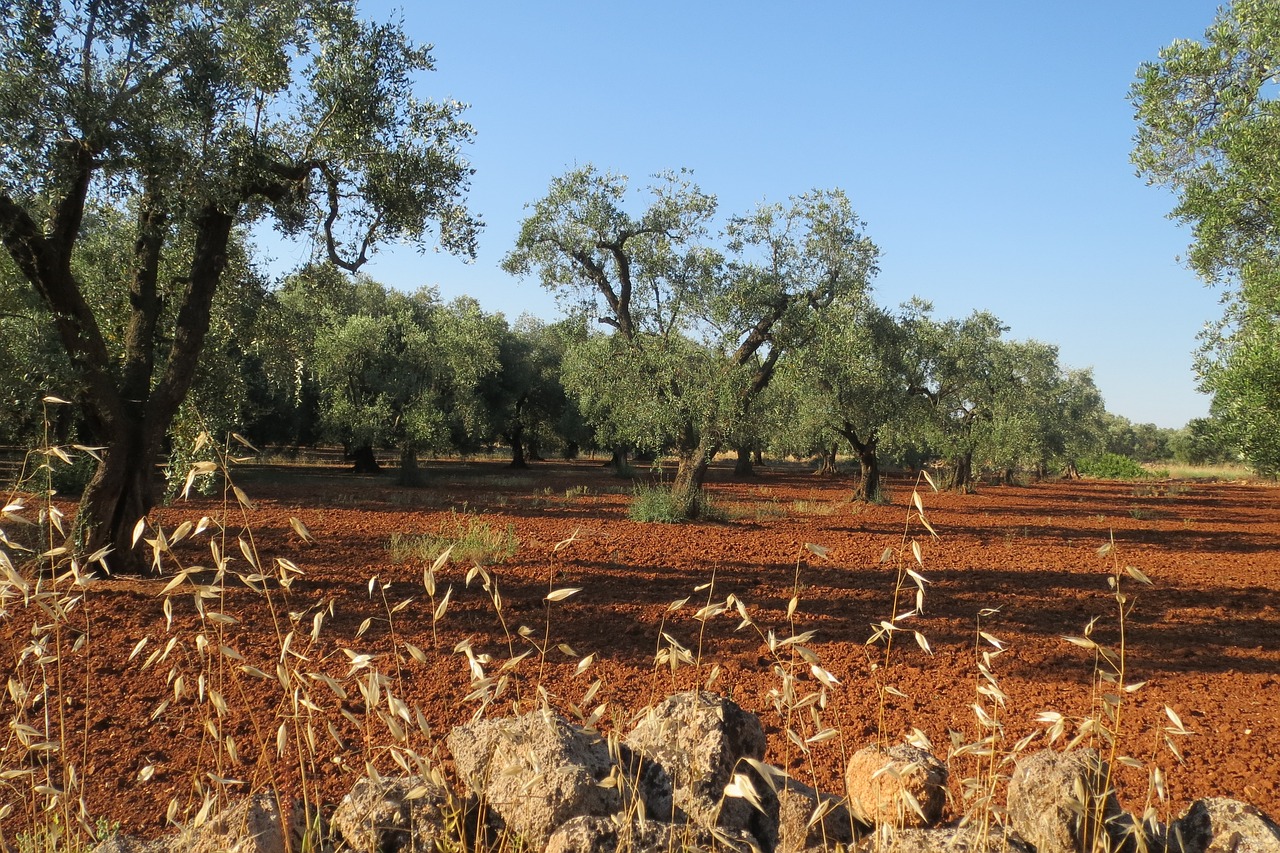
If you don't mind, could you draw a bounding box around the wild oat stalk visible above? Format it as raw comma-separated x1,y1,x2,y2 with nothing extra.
0,398,112,851
865,472,938,748
1037,533,1191,853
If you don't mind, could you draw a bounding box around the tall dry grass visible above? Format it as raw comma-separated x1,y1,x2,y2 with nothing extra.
0,415,1198,852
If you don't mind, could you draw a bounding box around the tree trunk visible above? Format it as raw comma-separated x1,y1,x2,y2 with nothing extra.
853,443,881,502
671,444,714,520
3,174,235,573
397,445,423,486
76,417,161,573
506,423,528,469
948,451,975,493
836,425,882,503
604,447,628,473
814,443,840,476
734,445,754,477
352,444,381,474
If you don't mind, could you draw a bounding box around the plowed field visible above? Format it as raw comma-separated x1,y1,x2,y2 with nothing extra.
3,459,1278,838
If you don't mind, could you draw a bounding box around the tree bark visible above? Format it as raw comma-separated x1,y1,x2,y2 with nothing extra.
947,451,976,493
76,415,160,573
814,443,840,476
604,447,628,473
670,441,715,520
734,445,755,477
838,424,882,502
351,444,381,474
397,445,423,486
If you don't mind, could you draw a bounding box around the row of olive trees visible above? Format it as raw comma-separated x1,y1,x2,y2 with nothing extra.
757,300,1111,501
2,207,1115,510
245,263,588,483
0,0,1197,575
496,167,1124,508
2,165,1126,523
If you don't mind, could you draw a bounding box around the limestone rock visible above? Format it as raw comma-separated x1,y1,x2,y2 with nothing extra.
330,774,454,852
171,793,305,853
1006,749,1127,853
447,708,621,850
776,777,863,853
1167,797,1280,853
91,796,304,853
89,835,170,853
844,743,948,828
545,814,760,853
625,690,769,839
853,825,1033,853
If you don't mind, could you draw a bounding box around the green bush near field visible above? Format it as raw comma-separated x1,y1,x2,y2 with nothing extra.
1078,453,1152,480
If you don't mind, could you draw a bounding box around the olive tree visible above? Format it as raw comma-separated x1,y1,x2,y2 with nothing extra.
477,316,580,468
0,0,478,570
771,300,924,500
310,281,500,484
1132,0,1280,473
900,308,1013,492
503,166,878,517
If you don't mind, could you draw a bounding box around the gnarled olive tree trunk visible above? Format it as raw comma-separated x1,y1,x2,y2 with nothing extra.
670,437,717,520
946,450,976,493
838,424,882,503
2,183,234,573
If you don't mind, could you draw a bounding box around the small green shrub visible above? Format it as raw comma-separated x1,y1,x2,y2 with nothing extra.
627,484,724,523
389,512,519,564
1078,453,1151,480
628,485,683,523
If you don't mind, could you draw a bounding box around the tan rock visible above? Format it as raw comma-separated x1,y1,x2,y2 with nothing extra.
330,774,455,853
776,776,863,853
844,743,948,828
625,690,769,840
447,708,621,850
544,814,760,853
853,825,1033,852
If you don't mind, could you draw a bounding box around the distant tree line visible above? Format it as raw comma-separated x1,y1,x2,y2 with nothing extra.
6,178,1210,509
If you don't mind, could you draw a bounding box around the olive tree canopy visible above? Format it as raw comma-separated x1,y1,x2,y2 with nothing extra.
1131,0,1280,473
504,166,878,517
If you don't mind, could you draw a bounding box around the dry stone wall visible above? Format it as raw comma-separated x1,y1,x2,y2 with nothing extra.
92,691,1280,853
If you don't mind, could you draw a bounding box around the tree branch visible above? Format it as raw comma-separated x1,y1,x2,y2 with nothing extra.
118,182,167,405
146,203,234,448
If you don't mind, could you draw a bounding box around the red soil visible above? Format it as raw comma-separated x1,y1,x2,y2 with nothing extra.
3,459,1278,839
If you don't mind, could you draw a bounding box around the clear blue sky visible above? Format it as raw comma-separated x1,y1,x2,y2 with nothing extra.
264,2,1225,429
